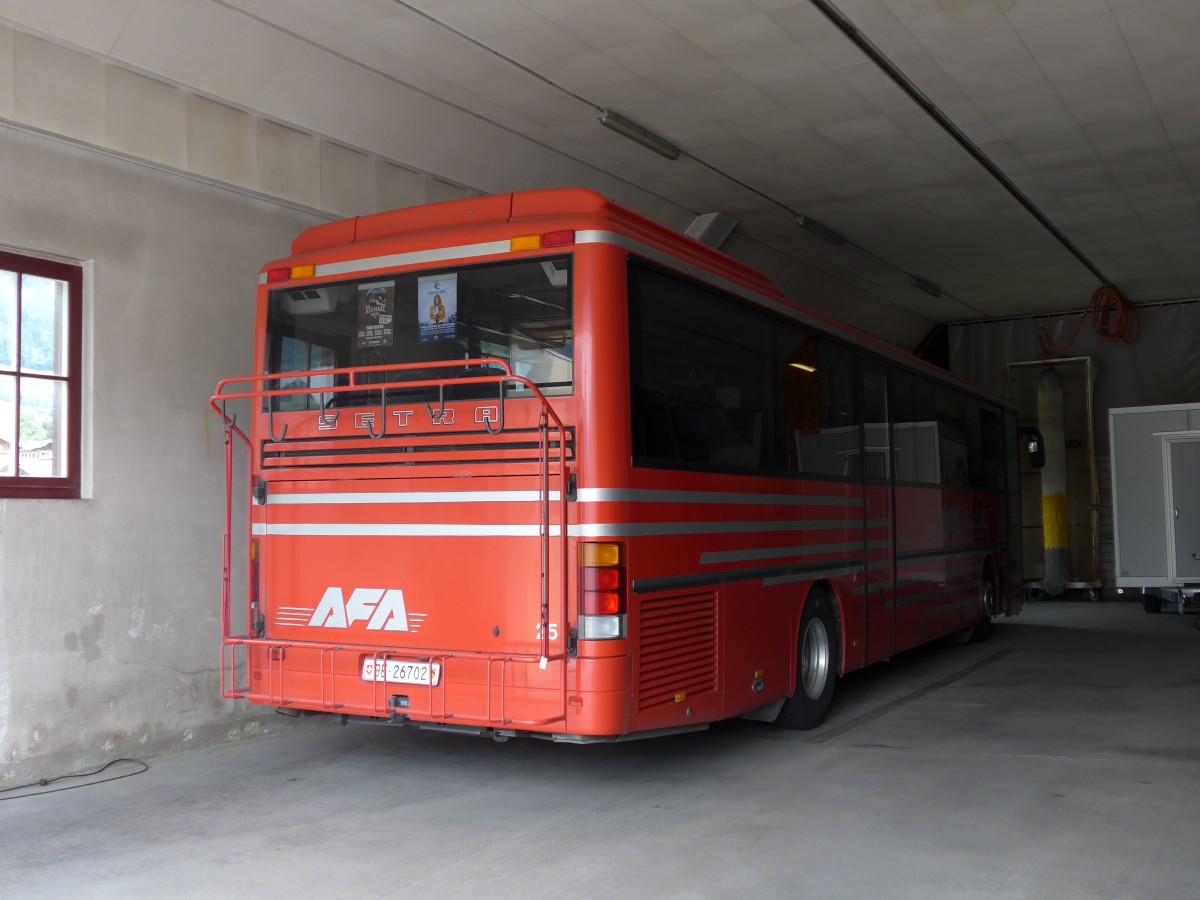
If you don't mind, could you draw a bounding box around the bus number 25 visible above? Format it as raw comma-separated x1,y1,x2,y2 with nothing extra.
536,623,559,640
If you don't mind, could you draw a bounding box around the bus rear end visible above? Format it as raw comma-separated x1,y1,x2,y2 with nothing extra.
212,194,631,739
240,417,576,735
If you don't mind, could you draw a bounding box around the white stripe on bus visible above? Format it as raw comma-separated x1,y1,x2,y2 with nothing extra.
252,521,872,538
575,488,863,507
254,523,552,537
258,240,513,284
265,488,863,507
267,490,557,504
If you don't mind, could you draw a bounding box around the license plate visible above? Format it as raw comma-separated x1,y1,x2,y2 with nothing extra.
361,659,441,686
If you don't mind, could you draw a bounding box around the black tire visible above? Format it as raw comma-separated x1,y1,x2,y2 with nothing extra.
969,571,996,643
776,590,839,730
1144,597,1163,614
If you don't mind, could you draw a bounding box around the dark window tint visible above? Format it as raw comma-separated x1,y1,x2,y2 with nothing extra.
890,370,939,485
779,328,858,477
859,364,890,481
266,255,573,409
629,264,773,470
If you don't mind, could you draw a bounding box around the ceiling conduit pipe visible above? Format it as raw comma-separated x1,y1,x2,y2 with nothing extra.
806,0,1120,293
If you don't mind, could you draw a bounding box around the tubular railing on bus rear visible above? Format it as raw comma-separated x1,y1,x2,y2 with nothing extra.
210,358,572,695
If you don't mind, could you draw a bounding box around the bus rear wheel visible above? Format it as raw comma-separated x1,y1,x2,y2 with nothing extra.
955,573,993,643
776,591,838,730
954,570,997,644
968,572,996,643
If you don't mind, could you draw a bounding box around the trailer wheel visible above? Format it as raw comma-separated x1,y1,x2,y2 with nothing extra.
776,590,838,730
1143,597,1162,614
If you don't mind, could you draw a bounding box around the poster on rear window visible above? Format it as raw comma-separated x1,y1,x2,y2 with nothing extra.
356,282,394,348
418,274,457,342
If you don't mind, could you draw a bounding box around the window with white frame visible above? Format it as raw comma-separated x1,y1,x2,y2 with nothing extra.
0,250,83,498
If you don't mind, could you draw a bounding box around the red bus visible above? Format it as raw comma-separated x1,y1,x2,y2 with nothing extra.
211,188,1023,741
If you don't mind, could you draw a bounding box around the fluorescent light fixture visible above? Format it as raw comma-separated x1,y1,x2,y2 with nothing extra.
598,109,680,160
796,215,844,246
789,363,817,373
910,275,943,297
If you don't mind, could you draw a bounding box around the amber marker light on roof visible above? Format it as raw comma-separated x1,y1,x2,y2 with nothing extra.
511,231,577,252
266,264,316,282
510,234,542,252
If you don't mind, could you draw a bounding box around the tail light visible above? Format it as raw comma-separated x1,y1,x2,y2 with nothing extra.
265,264,316,283
510,230,576,252
578,542,626,640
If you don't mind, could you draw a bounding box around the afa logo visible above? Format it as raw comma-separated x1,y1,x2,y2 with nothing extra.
307,587,418,632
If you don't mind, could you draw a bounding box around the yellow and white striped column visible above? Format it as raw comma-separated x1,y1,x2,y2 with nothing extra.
1037,367,1069,596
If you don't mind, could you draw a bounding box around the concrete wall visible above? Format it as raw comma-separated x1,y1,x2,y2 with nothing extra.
0,126,324,784
0,22,538,785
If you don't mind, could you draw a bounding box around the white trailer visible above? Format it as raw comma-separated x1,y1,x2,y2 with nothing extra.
1109,403,1200,613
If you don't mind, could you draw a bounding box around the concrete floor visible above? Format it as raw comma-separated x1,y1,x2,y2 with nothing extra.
2,599,1198,900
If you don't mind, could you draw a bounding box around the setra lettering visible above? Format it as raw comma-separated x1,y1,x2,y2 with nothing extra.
308,587,410,631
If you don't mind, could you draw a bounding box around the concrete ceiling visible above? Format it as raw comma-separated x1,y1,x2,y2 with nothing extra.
7,0,1200,324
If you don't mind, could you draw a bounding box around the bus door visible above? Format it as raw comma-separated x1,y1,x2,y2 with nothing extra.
862,363,897,663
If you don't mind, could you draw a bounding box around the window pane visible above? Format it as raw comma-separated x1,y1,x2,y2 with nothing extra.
273,337,337,412
0,251,80,496
21,274,69,376
629,264,772,470
861,366,890,480
936,387,968,487
311,344,336,408
780,330,858,477
0,270,15,370
892,370,941,485
890,370,916,483
265,256,573,409
276,336,312,411
0,374,14,475
19,377,67,478
974,406,1004,489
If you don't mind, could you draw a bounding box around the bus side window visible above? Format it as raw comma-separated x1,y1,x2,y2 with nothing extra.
935,386,969,487
778,330,859,478
631,388,678,461
628,261,772,472
860,364,891,481
973,406,1004,489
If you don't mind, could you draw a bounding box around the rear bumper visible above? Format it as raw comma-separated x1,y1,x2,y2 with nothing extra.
224,638,632,737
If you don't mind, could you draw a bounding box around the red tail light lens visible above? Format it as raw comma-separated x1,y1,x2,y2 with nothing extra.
578,542,626,640
580,567,623,615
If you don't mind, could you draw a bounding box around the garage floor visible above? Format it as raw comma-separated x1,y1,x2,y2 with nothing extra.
3,600,1198,900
